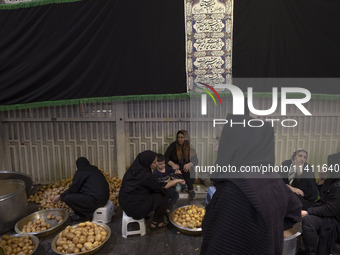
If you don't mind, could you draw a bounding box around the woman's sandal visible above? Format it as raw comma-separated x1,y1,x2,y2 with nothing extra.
150,220,169,231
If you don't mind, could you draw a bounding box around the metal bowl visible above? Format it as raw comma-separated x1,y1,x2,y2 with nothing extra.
15,209,69,237
169,205,204,235
0,233,39,254
51,222,111,255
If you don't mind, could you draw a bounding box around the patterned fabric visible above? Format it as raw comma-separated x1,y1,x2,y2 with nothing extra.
185,0,233,91
288,164,296,185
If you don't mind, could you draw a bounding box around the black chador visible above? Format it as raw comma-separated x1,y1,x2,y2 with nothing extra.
61,157,109,220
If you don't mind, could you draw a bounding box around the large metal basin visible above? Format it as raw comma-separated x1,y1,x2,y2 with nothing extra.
0,233,39,255
169,205,203,235
0,179,28,233
15,208,70,237
0,170,33,195
51,222,111,255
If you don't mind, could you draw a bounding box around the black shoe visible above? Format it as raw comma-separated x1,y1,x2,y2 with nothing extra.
71,214,81,221
189,190,195,199
71,214,90,222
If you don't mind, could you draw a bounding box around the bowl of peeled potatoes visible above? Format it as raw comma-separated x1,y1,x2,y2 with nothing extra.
51,221,111,255
15,208,69,238
169,204,205,235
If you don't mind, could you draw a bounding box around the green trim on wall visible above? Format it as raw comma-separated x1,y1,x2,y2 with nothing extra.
0,0,82,10
0,92,339,111
0,93,190,111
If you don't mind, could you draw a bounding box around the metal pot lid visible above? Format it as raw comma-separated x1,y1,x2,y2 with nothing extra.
0,171,33,195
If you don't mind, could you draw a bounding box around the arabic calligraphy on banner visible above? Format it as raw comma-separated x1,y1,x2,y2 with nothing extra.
185,0,233,91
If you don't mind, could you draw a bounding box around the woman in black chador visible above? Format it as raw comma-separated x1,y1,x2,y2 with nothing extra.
119,150,169,230
302,152,340,255
200,114,302,255
53,157,109,221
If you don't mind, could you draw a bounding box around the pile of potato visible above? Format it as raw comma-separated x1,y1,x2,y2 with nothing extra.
21,218,51,233
54,221,108,254
28,178,72,211
0,234,35,255
21,213,64,233
104,172,122,207
172,205,206,229
47,213,64,223
46,213,64,223
28,171,122,210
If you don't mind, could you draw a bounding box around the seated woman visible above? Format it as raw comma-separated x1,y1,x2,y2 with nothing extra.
164,130,198,199
302,152,340,255
281,148,318,210
52,157,110,221
118,150,169,230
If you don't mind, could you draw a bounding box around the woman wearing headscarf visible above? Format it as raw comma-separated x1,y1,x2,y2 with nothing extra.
301,152,340,255
200,114,302,255
52,157,110,221
119,150,169,230
164,130,198,199
281,148,318,210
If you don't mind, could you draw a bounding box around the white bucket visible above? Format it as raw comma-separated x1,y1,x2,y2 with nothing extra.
283,222,301,255
283,231,301,255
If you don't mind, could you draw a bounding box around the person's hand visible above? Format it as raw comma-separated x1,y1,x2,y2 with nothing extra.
172,163,180,171
52,195,61,204
183,163,192,172
175,170,182,174
177,179,186,185
301,210,308,217
291,186,304,196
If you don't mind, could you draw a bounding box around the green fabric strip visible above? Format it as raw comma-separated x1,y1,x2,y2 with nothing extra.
0,93,339,111
0,0,82,10
0,93,190,111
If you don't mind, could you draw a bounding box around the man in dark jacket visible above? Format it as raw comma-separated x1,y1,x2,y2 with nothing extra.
53,157,110,221
302,152,340,255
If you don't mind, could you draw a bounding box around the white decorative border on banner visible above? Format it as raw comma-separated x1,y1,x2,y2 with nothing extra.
3,0,32,4
185,0,233,91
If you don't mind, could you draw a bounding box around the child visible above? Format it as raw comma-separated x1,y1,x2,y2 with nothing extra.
154,154,185,212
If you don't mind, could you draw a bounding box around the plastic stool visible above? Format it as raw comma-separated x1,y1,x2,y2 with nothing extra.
92,200,115,223
122,211,146,238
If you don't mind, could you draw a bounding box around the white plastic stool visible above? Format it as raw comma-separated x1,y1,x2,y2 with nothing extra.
92,200,115,223
122,211,146,238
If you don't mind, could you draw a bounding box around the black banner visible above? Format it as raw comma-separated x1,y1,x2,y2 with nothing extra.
1,0,339,106
0,0,187,105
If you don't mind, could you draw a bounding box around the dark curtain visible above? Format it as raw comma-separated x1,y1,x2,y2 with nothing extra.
233,0,340,78
0,0,186,105
1,0,340,106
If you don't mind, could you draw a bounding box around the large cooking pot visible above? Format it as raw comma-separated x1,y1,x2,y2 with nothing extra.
0,170,33,195
0,179,28,233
